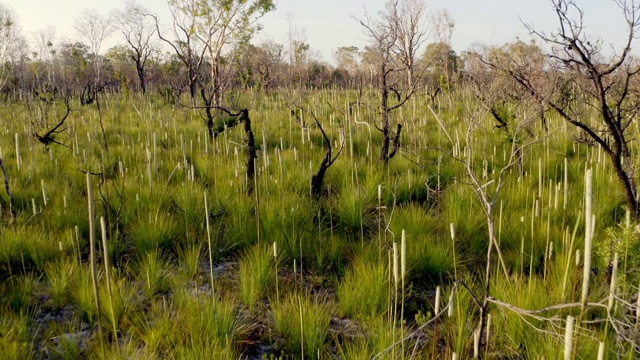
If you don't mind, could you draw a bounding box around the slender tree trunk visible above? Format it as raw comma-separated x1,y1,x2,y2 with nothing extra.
477,208,495,357
406,54,414,89
213,56,221,109
188,63,197,104
380,64,391,163
200,87,215,140
242,110,256,195
96,94,109,153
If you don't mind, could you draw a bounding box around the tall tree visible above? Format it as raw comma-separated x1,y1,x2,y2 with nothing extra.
114,0,156,94
73,8,113,79
393,0,428,89
287,18,311,87
251,40,285,89
151,1,206,102
0,3,23,93
74,9,114,151
333,46,360,80
432,9,455,87
232,40,284,89
30,26,57,91
358,0,429,163
192,0,274,111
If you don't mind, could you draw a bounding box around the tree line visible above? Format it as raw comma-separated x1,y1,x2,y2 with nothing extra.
0,0,457,100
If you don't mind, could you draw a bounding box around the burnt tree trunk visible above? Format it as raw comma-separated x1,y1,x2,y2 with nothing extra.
610,147,637,216
241,109,256,195
135,58,146,95
188,64,198,104
379,63,391,163
200,87,215,140
310,115,343,199
311,151,331,199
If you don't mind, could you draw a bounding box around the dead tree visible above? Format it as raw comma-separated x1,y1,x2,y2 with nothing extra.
33,97,72,148
307,111,345,198
501,0,640,216
79,81,112,152
464,44,545,174
149,10,205,103
114,1,156,94
430,102,536,357
358,0,423,164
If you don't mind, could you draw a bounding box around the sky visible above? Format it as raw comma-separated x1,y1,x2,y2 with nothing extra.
8,0,634,63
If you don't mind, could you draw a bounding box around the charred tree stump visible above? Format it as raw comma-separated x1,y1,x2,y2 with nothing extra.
33,98,72,148
241,109,256,194
309,112,344,199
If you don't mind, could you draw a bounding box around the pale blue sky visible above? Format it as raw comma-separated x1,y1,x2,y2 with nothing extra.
9,0,632,62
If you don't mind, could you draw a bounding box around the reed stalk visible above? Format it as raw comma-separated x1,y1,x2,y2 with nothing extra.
100,216,117,343
204,192,215,298
580,168,593,316
87,172,105,357
564,315,574,360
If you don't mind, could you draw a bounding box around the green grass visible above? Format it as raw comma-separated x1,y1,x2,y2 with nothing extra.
133,249,174,297
337,255,389,320
238,243,275,312
0,90,637,358
271,292,333,359
0,312,34,360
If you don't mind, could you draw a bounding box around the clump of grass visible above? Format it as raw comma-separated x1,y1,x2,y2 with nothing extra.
175,241,203,282
219,194,258,252
270,292,332,359
337,255,388,320
0,228,61,274
335,317,405,359
134,300,177,357
445,281,476,356
441,185,488,261
333,187,377,240
128,211,179,255
0,230,28,277
2,273,39,312
173,290,250,358
238,243,275,313
44,258,76,307
133,250,173,297
99,275,140,341
171,181,205,233
306,233,349,275
389,204,455,283
71,264,99,323
0,312,33,360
